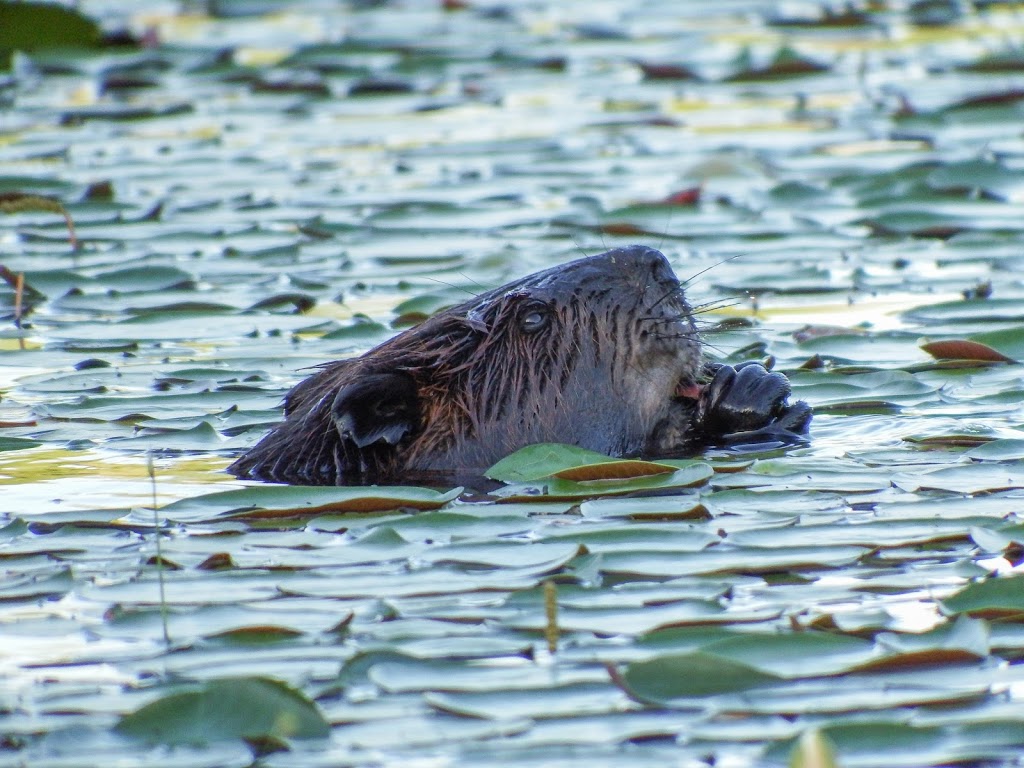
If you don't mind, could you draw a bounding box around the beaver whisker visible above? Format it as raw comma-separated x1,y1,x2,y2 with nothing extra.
690,321,727,334
648,323,703,340
424,275,483,299
688,299,745,313
653,331,702,342
680,255,742,289
647,281,685,310
690,296,743,312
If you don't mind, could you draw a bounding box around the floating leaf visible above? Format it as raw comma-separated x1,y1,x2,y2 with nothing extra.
492,464,714,502
553,459,678,481
706,631,874,678
927,158,1024,200
905,299,1024,325
860,209,967,238
920,338,1014,362
941,575,1024,619
484,443,614,483
0,436,42,452
620,652,781,704
635,61,699,81
725,45,829,81
116,677,329,745
204,625,305,644
161,485,462,520
0,2,101,68
970,326,1024,360
892,463,1024,494
578,493,709,521
967,439,1024,461
95,265,196,292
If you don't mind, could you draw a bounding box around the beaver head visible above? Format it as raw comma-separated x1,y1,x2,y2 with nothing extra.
229,245,703,484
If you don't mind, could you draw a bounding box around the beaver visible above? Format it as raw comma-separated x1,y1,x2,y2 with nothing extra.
229,245,811,485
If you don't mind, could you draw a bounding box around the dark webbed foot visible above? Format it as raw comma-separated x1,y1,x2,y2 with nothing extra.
698,361,811,445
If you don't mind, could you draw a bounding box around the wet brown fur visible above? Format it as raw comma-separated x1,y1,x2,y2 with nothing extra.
229,246,703,485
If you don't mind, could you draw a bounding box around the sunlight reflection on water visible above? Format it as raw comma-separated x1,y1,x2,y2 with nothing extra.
0,449,235,514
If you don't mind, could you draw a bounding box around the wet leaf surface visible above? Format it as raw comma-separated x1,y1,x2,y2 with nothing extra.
116,676,329,744
3,2,1024,767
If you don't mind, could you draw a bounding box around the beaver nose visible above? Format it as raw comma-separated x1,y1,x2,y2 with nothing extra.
616,244,677,286
648,249,677,285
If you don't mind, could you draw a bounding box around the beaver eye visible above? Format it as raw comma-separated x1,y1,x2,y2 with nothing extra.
519,303,550,333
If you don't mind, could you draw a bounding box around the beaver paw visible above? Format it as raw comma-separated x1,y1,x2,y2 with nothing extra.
699,361,811,445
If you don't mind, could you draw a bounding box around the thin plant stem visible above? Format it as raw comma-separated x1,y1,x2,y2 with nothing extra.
543,580,559,655
148,453,171,648
14,272,24,350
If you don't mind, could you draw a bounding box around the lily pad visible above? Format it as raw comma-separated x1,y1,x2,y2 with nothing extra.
0,437,43,452
966,440,1024,461
160,485,462,520
116,676,329,745
492,464,714,502
0,2,101,67
485,443,619,483
920,339,1015,363
941,575,1024,619
620,652,781,703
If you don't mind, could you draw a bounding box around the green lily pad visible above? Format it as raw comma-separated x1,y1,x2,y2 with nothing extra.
966,439,1024,461
115,676,329,744
970,325,1024,360
485,443,618,483
919,338,1015,362
927,159,1024,199
941,575,1024,619
0,2,101,67
905,299,1024,325
620,651,781,703
492,464,714,501
161,485,462,520
0,437,43,452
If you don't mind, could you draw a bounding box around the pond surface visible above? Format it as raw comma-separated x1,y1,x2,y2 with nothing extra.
2,1,1024,766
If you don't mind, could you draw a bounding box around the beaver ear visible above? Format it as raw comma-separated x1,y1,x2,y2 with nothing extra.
331,372,421,448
